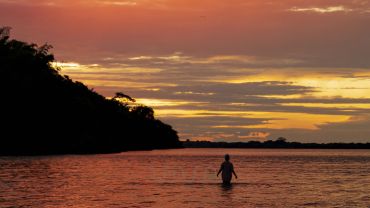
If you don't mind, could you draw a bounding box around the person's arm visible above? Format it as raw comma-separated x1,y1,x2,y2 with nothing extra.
217,164,223,177
232,164,238,179
232,170,238,179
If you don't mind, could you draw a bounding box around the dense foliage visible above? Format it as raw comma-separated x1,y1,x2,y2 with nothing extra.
183,138,370,149
0,27,181,155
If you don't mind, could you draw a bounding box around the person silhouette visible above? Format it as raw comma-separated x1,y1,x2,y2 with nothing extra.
217,154,238,185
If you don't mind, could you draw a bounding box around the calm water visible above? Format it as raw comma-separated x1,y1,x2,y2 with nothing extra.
1,148,370,208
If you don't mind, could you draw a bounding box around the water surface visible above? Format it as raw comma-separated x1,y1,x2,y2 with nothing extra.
1,148,370,207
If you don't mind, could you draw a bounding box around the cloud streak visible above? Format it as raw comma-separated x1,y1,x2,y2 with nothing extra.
56,60,370,142
288,6,353,13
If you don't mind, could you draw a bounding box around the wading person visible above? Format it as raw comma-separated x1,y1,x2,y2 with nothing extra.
217,154,238,185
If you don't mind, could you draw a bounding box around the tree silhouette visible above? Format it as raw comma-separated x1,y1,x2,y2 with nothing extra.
131,105,155,120
0,27,10,40
276,137,287,143
0,27,181,155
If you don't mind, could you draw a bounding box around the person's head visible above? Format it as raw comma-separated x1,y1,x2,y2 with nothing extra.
224,154,230,161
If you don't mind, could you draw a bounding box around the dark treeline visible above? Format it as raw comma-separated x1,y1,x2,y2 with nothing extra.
183,137,370,149
0,27,181,155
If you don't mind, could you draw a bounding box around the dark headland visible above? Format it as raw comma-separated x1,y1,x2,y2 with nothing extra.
0,27,181,156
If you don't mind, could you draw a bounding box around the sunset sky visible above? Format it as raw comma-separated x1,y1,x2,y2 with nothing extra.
2,0,370,142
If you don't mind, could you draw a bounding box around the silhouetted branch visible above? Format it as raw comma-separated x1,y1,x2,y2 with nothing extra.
113,92,136,102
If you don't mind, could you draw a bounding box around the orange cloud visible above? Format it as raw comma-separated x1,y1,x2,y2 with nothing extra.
288,6,352,13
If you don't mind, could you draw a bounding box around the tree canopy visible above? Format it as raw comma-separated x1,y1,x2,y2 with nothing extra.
0,27,181,155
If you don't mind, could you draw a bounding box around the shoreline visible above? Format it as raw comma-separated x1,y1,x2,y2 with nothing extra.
182,140,370,150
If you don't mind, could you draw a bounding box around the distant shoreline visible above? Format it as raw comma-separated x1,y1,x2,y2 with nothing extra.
182,139,370,149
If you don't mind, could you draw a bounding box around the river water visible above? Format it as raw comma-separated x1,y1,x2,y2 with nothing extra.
1,148,369,207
